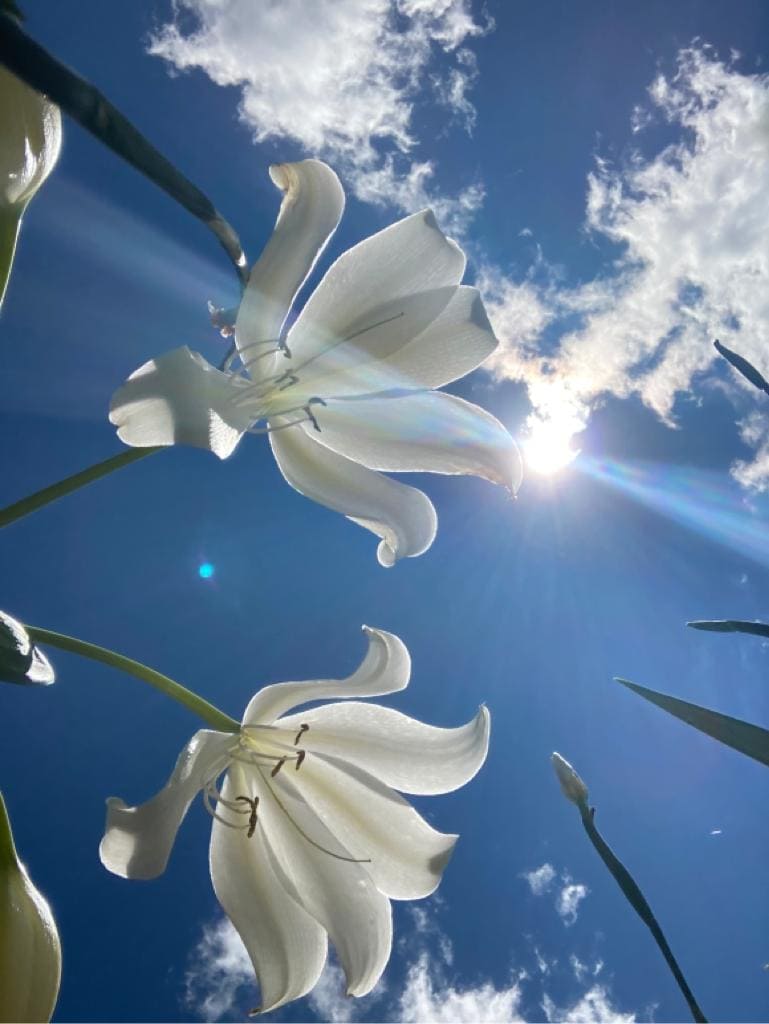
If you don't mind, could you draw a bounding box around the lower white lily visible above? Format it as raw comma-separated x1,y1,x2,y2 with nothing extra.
99,627,490,1013
109,159,522,565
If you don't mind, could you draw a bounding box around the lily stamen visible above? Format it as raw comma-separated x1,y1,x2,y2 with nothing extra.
270,758,287,777
294,724,309,745
295,750,306,770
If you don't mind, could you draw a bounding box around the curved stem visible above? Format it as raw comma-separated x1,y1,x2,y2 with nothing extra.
578,802,707,1023
26,626,240,734
0,447,160,528
0,13,248,288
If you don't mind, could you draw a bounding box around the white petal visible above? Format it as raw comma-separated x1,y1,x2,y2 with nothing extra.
109,347,252,459
210,763,327,1013
269,420,437,565
289,286,498,399
278,703,490,796
235,160,344,383
99,730,233,880
293,754,457,900
258,769,392,996
311,391,523,492
286,209,465,373
283,286,457,399
383,285,499,390
243,625,410,725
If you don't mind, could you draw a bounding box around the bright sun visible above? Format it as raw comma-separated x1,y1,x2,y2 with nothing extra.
523,420,580,476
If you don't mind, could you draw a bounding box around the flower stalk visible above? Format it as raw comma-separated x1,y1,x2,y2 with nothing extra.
27,626,239,733
0,12,248,286
551,753,707,1024
0,447,160,529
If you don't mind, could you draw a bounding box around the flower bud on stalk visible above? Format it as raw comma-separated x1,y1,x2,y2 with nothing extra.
0,62,61,305
551,751,589,807
0,792,62,1022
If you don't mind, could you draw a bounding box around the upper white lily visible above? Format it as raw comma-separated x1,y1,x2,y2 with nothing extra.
99,626,490,1013
109,160,522,565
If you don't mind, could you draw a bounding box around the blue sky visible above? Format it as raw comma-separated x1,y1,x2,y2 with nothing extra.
2,1,769,1021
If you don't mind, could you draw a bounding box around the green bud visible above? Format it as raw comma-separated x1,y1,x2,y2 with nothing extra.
0,792,61,1022
0,64,62,305
0,610,54,685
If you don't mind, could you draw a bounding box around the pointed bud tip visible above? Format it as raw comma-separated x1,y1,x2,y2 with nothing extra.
551,752,589,806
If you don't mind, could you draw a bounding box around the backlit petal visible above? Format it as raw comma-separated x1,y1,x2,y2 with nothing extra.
286,209,465,373
109,346,251,459
243,626,410,725
278,703,490,796
311,391,523,492
269,420,437,565
210,763,327,1013
99,730,233,880
259,770,392,997
236,160,344,383
294,754,457,900
288,285,498,399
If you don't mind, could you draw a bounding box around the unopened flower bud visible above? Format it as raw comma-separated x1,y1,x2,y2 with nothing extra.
551,752,589,806
0,792,62,1022
0,610,54,686
0,64,62,304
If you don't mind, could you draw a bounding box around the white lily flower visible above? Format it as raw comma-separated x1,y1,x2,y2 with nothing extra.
0,792,62,1023
110,160,522,565
0,64,62,305
99,626,490,1013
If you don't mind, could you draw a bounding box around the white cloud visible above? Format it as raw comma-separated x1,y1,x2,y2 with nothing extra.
484,46,769,485
183,917,253,1021
308,960,387,1023
399,953,527,1023
522,862,557,896
521,864,589,926
149,0,489,231
557,881,589,927
542,985,637,1023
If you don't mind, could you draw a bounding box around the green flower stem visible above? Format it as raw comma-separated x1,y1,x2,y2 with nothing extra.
0,447,161,529
576,798,707,1024
26,626,240,734
0,13,248,287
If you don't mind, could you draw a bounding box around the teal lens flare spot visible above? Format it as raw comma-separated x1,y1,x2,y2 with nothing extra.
198,562,214,579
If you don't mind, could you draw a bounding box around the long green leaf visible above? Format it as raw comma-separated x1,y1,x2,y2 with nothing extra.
688,619,769,638
714,339,769,396
616,677,769,768
0,14,248,286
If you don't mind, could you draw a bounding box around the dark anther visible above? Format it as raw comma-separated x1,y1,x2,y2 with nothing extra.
304,405,321,431
295,750,306,770
235,795,260,838
277,372,299,390
294,724,309,746
271,757,287,777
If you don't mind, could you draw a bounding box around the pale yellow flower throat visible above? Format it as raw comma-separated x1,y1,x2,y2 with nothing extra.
201,722,370,864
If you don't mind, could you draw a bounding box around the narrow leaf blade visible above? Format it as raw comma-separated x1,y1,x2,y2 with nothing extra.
714,339,769,396
688,619,769,638
616,677,769,768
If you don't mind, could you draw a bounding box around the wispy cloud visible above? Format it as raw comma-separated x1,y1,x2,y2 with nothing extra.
522,863,589,926
556,879,589,927
542,985,637,1023
182,916,252,1021
484,46,769,485
149,0,490,231
522,862,557,896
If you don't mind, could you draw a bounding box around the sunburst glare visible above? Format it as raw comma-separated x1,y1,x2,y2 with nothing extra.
523,417,580,475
